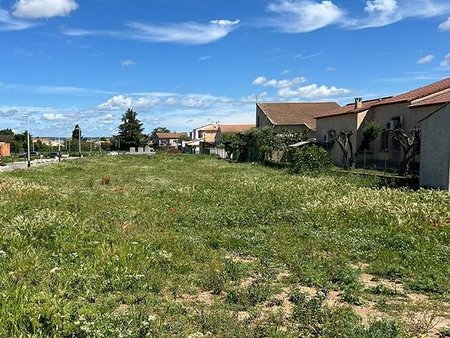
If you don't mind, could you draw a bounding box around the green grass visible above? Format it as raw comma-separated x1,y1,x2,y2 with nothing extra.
0,154,449,337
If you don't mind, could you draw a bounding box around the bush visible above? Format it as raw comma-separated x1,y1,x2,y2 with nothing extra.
288,146,333,175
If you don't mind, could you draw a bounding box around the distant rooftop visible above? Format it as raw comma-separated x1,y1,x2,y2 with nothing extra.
155,132,186,139
219,124,255,134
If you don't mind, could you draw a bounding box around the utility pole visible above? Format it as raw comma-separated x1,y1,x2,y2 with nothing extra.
26,114,31,168
58,124,61,161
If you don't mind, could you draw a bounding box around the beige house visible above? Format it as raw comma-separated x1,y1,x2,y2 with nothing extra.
153,132,186,148
420,101,450,190
32,138,62,147
316,77,450,170
256,102,340,138
315,98,389,166
190,124,255,145
190,124,221,144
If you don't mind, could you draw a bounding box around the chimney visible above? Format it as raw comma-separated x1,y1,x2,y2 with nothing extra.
355,98,363,109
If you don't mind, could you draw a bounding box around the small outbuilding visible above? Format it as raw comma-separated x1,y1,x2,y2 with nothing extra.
419,101,450,190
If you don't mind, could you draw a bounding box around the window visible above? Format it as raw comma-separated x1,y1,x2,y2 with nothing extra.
257,116,260,127
380,129,389,151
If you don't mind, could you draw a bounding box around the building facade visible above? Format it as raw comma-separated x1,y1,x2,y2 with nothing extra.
420,103,450,190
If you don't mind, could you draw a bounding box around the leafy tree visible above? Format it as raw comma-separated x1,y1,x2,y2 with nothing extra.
392,128,421,176
359,121,383,152
0,129,14,136
72,124,82,140
222,133,244,159
328,130,354,170
178,133,190,142
240,127,278,163
12,131,29,154
117,108,146,149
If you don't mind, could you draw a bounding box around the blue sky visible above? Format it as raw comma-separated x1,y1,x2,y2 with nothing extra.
0,0,449,137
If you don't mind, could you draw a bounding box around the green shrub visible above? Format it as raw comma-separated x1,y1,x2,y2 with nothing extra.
288,146,333,175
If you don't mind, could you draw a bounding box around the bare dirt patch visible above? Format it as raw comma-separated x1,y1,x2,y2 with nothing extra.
178,291,224,305
227,253,257,264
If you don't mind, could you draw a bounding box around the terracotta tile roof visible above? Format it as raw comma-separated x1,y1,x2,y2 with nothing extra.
155,132,186,139
219,124,255,133
408,90,450,108
257,102,340,129
198,124,219,132
372,77,450,106
316,97,392,119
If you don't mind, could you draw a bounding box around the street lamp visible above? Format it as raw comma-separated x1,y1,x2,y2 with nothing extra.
58,124,61,162
23,114,31,168
79,128,81,157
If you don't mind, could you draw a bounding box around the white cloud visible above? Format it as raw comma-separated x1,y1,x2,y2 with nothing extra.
326,66,336,71
417,54,434,64
121,59,136,67
13,0,79,18
365,0,398,14
351,0,450,29
0,7,34,31
360,0,400,27
63,19,239,45
251,75,350,99
296,52,322,60
267,0,344,32
128,19,239,45
97,95,161,110
97,93,234,112
440,53,450,67
198,55,214,61
252,76,306,88
0,80,114,96
439,17,450,31
42,113,64,121
278,84,350,98
63,28,101,36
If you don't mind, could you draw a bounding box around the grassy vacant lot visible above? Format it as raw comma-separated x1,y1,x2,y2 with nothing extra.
0,155,449,338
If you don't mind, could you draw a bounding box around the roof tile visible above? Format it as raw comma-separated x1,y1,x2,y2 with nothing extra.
258,102,340,129
316,97,392,119
156,132,186,139
219,124,255,133
373,77,450,106
408,90,450,108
